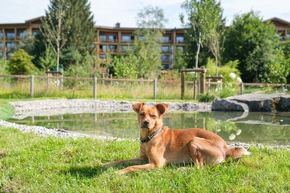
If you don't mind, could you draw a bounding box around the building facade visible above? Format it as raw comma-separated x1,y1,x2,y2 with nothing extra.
95,23,185,70
0,17,42,60
1,17,290,70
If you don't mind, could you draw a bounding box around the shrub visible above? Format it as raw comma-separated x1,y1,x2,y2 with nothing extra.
197,93,215,102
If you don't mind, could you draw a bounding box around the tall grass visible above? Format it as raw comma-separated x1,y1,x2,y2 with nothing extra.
0,77,205,100
0,75,288,100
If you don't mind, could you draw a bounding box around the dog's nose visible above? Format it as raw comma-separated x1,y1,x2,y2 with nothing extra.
143,120,149,126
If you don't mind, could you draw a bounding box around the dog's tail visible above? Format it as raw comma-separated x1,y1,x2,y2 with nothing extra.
226,146,251,160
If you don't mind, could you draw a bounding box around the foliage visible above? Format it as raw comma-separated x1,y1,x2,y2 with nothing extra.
64,0,95,54
39,45,56,70
173,48,187,71
197,93,215,102
65,50,94,77
133,5,167,78
222,11,280,82
6,49,36,75
280,40,290,83
38,0,95,71
206,58,240,83
206,58,242,97
263,48,290,83
0,59,8,74
111,55,139,78
180,0,224,69
40,0,71,72
17,30,36,55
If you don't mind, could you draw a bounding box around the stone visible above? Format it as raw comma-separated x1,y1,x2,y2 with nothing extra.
212,93,290,112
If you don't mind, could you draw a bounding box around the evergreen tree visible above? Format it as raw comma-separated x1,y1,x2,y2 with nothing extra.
65,0,95,54
35,0,95,71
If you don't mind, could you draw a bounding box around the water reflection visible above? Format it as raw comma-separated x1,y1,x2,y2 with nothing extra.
8,111,290,145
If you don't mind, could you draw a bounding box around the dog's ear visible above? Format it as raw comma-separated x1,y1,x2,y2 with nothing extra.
132,102,145,113
155,104,169,115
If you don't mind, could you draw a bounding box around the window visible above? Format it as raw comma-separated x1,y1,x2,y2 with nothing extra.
161,46,171,53
122,35,134,42
138,36,145,41
176,36,184,43
162,64,170,70
100,45,107,52
0,32,3,39
6,42,15,49
99,54,106,59
19,31,28,39
161,55,170,61
163,36,170,43
0,42,3,49
6,32,15,40
100,35,106,42
108,35,116,42
121,45,133,52
33,31,39,36
7,52,14,59
176,46,184,51
0,52,3,58
108,45,117,51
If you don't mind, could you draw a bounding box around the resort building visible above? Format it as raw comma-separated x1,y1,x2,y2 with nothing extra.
265,17,290,41
0,17,42,60
95,23,185,70
1,16,290,70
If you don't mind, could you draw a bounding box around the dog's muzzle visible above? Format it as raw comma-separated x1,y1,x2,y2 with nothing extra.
141,120,150,129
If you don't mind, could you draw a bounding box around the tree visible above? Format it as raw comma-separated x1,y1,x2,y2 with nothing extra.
40,0,70,72
7,49,36,75
38,0,95,71
133,5,167,78
64,0,96,55
263,48,290,83
173,48,187,71
222,11,279,82
111,55,139,78
180,0,224,69
39,45,56,70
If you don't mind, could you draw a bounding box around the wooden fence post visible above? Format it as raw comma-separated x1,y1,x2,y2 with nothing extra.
153,78,157,99
60,75,63,90
181,71,185,99
93,76,97,98
30,75,34,98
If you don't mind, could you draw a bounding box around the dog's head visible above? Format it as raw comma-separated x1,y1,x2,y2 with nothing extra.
132,103,169,130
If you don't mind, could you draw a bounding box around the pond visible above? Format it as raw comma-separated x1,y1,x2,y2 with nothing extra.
8,111,290,146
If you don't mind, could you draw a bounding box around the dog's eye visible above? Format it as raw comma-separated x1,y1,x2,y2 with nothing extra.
140,112,145,117
151,115,157,119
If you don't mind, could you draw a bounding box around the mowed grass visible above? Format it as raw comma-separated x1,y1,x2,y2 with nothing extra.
0,127,289,193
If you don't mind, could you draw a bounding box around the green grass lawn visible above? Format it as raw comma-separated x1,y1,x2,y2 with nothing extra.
0,127,289,193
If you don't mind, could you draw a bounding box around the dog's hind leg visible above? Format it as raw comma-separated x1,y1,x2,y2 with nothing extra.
188,137,225,167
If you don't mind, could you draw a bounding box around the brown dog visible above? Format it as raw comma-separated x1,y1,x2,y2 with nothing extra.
102,102,250,174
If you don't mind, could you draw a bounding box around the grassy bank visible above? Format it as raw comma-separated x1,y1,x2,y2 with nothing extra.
0,127,289,192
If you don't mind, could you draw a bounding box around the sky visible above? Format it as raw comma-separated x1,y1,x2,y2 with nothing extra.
0,0,290,28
